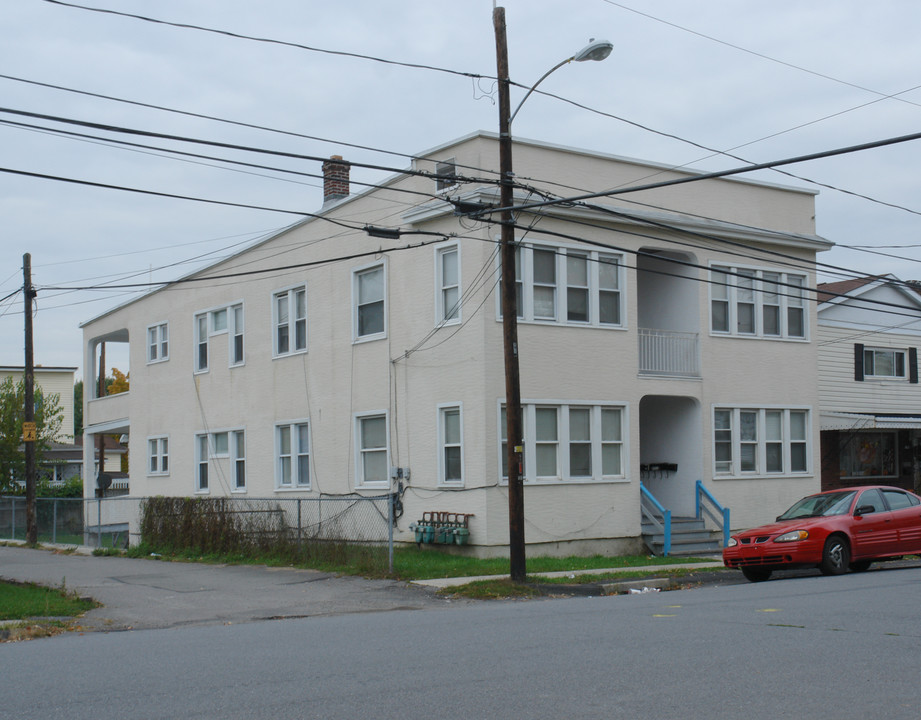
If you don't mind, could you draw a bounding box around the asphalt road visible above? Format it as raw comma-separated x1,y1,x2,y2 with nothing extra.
0,545,454,630
2,547,920,719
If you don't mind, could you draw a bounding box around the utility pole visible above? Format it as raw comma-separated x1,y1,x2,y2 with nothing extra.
494,6,526,582
23,253,37,545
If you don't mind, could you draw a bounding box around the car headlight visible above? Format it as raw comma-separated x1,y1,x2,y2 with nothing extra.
727,537,738,547
774,529,809,543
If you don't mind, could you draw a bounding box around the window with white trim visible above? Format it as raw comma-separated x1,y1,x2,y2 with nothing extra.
147,436,169,476
439,405,463,484
356,413,388,486
276,422,310,488
436,245,461,324
273,286,307,356
354,264,385,340
147,323,169,364
710,265,807,339
435,159,457,191
195,434,209,492
194,303,244,371
864,348,907,379
713,407,810,476
500,402,626,483
503,245,623,327
232,430,246,491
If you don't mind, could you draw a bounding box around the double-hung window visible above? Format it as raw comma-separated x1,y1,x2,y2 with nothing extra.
501,402,626,483
438,405,463,485
354,264,385,340
713,407,810,476
436,245,461,324
232,430,246,490
194,303,244,371
147,323,169,364
195,434,209,492
276,422,309,488
356,413,388,487
273,286,307,356
147,436,169,476
503,245,623,327
710,265,808,339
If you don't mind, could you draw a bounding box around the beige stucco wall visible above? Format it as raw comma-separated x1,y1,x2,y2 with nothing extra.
81,133,827,547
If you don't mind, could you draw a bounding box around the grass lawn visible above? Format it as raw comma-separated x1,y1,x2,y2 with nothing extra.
0,580,96,622
392,546,710,581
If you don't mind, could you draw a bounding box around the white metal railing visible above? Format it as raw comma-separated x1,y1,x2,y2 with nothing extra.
638,328,699,377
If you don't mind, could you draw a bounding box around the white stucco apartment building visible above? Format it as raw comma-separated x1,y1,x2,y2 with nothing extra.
81,132,831,554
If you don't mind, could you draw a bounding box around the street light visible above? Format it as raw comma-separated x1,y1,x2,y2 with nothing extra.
493,7,612,582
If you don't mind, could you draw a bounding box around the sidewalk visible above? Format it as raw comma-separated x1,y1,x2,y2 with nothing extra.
411,560,726,588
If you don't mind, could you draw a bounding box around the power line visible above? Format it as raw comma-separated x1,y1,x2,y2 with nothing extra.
40,0,486,82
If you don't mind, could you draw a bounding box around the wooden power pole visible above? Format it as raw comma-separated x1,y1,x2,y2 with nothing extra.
494,6,526,582
23,253,37,545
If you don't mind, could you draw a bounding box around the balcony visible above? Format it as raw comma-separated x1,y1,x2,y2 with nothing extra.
639,328,699,378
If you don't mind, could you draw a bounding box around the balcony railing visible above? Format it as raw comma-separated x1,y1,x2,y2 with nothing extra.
638,328,699,377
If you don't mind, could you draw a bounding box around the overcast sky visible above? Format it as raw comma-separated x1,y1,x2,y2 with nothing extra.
2,0,920,379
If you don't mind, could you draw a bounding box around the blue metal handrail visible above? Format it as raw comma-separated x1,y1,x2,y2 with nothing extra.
696,480,730,547
640,482,671,556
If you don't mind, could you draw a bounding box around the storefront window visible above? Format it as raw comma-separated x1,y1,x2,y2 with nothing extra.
840,432,897,479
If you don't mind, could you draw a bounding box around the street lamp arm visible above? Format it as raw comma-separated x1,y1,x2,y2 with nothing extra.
509,57,573,125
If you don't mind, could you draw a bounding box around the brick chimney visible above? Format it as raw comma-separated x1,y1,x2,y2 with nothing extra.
322,155,350,204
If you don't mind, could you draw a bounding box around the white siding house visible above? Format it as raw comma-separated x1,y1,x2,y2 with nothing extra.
81,132,831,554
817,275,921,493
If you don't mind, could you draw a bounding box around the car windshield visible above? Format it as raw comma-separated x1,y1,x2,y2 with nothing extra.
778,491,857,520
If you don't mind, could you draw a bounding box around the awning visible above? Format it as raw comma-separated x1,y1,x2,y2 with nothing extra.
821,412,921,431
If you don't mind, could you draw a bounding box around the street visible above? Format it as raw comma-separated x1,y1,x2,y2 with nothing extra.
2,561,920,719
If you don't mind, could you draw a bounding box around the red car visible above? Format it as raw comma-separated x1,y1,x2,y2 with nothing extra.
723,485,921,582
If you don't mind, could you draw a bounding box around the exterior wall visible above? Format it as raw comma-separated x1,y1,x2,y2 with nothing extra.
818,324,921,415
81,133,827,550
0,367,76,441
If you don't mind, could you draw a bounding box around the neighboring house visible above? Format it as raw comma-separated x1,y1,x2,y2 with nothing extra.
816,275,921,493
81,132,831,553
0,366,77,441
0,366,79,486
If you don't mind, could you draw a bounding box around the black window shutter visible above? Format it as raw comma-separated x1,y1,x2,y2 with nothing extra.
854,343,864,381
910,347,918,384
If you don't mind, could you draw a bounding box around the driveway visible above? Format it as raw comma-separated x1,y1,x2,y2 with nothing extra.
0,545,454,631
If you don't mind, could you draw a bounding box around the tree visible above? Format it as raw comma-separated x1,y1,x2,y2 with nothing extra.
108,368,129,395
0,377,64,495
74,380,83,438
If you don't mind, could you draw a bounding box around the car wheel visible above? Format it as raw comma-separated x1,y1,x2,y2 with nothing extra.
741,567,772,583
819,535,850,576
849,560,872,573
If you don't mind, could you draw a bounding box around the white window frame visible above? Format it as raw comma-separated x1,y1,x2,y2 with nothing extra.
195,433,209,493
353,262,387,342
355,411,390,488
273,285,307,357
438,404,464,485
863,347,907,380
230,303,244,367
194,301,245,372
275,421,310,489
232,429,246,491
147,435,169,476
147,322,169,364
435,243,461,325
435,158,457,192
498,243,625,329
499,401,628,484
709,264,808,340
712,406,811,478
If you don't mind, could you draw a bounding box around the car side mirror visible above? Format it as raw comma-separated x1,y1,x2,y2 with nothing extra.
855,504,875,516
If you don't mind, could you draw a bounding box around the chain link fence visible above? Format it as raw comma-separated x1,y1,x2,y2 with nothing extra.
0,494,395,572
